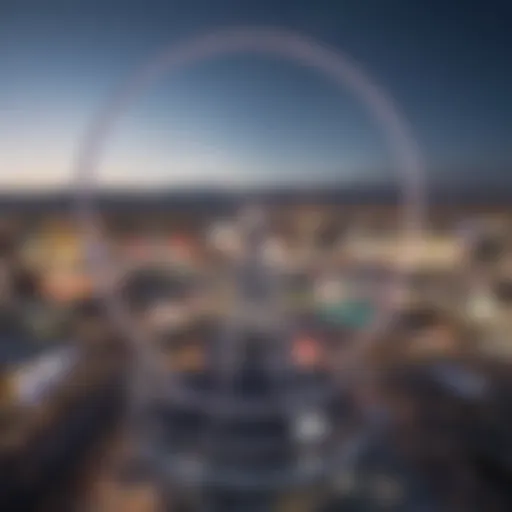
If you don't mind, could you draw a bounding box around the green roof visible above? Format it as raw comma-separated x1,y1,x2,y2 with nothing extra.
317,300,374,329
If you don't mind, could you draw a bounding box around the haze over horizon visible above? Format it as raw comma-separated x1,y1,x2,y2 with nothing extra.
1,0,510,191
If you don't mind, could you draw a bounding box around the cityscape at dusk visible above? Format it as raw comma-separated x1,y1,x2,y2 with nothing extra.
1,1,512,512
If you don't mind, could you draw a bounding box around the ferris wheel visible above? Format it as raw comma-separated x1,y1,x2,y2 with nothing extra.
72,26,426,511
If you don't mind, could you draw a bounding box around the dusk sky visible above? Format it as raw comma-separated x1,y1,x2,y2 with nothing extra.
0,0,510,190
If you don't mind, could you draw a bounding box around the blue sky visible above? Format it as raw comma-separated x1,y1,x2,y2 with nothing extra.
0,0,510,190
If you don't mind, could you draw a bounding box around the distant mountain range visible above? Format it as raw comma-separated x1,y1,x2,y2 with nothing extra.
0,183,510,213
